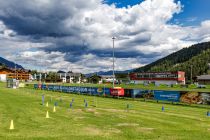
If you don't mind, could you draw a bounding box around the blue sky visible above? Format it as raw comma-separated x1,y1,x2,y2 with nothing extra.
0,0,210,73
106,0,144,7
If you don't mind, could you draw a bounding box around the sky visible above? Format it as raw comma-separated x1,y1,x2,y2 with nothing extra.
0,0,210,73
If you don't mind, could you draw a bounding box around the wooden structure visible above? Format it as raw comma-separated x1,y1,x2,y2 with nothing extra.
197,75,210,85
0,67,30,81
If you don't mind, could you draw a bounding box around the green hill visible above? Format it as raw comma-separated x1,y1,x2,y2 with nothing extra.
0,56,23,69
135,42,210,81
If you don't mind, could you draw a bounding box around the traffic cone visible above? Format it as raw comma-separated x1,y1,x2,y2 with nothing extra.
53,106,56,112
46,102,48,107
46,111,49,118
162,106,164,111
9,120,14,130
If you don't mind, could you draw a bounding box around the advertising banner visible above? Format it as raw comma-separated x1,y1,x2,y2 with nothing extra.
180,91,210,104
110,88,124,96
34,84,38,89
132,89,154,98
154,90,180,102
80,87,88,93
53,85,60,91
61,86,69,93
124,89,132,97
48,85,54,91
35,84,210,105
103,88,111,96
87,87,98,95
41,84,47,90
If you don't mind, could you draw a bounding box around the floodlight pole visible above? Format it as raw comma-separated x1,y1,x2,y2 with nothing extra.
112,37,116,88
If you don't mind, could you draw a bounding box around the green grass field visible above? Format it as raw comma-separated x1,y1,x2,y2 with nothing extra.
1,82,210,140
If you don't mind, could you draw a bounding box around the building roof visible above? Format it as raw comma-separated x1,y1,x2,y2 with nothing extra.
100,75,114,78
197,75,210,80
0,67,29,74
57,70,66,73
58,72,81,77
0,67,14,73
131,71,185,74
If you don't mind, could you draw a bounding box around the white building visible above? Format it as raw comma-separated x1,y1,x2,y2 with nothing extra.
57,71,81,83
0,67,13,82
0,73,7,82
99,75,116,84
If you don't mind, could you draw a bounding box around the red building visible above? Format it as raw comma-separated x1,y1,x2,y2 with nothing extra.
129,71,185,86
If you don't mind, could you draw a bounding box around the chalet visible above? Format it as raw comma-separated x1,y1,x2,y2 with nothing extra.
0,67,30,82
0,67,13,82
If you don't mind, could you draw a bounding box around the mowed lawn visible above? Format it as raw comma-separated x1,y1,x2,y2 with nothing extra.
1,83,210,140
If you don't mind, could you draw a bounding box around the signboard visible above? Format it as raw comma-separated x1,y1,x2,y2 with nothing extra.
48,85,54,91
41,84,47,90
154,90,180,102
53,85,60,91
110,88,124,96
61,86,69,92
131,89,154,98
180,91,210,104
34,84,210,105
34,84,38,89
103,88,111,96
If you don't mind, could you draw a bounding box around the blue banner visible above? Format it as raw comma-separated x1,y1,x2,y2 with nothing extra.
34,84,110,96
103,88,111,96
34,84,38,89
41,84,47,90
48,85,54,91
131,89,154,98
54,85,60,91
90,87,98,95
154,90,180,102
61,86,69,92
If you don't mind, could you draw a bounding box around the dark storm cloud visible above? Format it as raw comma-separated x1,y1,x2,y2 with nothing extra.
0,0,156,62
90,49,160,58
0,3,72,37
52,44,161,63
122,33,152,46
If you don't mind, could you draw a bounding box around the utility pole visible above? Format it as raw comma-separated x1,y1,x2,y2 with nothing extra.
112,37,116,88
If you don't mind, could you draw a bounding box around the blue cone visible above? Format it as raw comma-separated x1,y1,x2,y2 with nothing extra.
162,106,164,111
42,95,45,105
85,102,88,108
70,102,73,108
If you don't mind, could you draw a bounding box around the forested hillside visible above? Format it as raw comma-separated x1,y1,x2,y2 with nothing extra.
0,57,23,69
135,42,210,80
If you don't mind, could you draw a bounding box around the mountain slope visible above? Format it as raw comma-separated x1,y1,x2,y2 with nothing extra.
85,70,132,77
0,57,23,69
134,42,210,80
